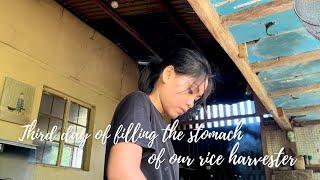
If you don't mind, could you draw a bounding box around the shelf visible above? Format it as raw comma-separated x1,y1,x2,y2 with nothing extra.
306,165,320,172
0,138,37,150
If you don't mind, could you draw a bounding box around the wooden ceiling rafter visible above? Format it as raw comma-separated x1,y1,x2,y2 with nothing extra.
85,11,107,16
115,4,163,13
270,84,320,98
251,50,320,73
286,105,320,116
119,0,158,8
221,0,293,27
66,1,98,9
82,8,104,14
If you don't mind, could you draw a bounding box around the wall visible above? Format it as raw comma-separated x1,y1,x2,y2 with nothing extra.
295,124,320,164
0,0,138,179
262,123,320,180
294,124,320,180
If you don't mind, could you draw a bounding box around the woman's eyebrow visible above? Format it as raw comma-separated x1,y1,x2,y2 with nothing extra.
193,76,207,94
192,84,201,96
196,81,207,97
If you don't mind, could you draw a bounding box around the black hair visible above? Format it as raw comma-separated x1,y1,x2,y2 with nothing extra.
138,48,214,106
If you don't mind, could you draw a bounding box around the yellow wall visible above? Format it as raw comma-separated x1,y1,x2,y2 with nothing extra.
0,0,138,179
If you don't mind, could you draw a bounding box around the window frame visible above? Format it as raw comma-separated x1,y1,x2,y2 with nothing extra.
35,87,93,171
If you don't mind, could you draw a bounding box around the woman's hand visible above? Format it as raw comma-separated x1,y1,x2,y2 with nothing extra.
107,142,147,180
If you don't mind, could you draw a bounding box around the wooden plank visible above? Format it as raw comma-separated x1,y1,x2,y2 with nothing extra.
221,0,293,26
252,88,269,114
238,43,248,58
251,50,320,72
93,0,161,60
117,0,156,9
282,135,298,164
116,4,162,13
84,11,107,16
270,84,320,98
286,105,320,115
187,0,292,130
277,107,289,124
306,165,320,172
81,8,104,14
119,9,164,16
65,0,98,9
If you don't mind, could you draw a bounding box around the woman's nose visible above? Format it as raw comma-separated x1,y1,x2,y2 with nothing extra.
186,98,194,109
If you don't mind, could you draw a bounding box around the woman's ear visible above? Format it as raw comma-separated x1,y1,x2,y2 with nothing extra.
161,65,175,83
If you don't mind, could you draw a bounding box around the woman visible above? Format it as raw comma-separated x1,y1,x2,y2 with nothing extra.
104,48,213,180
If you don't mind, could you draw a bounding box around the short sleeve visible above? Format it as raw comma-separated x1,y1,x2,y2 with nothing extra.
109,92,156,154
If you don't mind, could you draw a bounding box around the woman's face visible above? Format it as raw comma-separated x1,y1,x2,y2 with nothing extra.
158,66,208,119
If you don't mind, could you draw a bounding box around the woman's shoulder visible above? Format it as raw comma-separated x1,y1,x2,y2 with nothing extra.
118,91,150,107
126,90,148,98
113,91,152,122
124,90,148,101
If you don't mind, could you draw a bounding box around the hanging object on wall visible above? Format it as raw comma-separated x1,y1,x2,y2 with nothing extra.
294,0,320,40
0,77,35,125
287,131,296,142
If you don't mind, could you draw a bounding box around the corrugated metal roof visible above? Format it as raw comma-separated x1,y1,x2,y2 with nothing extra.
210,0,320,122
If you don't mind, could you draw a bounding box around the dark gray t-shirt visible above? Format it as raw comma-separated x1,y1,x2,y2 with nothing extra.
104,91,179,180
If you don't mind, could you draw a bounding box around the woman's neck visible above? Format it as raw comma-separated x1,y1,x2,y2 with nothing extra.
149,90,170,118
148,89,172,123
148,91,164,114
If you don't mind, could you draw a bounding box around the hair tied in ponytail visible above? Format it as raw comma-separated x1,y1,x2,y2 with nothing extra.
138,56,164,94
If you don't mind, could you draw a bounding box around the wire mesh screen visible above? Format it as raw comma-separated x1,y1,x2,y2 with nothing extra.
294,0,320,40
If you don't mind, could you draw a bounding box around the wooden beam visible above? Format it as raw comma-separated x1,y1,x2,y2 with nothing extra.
286,105,320,116
306,165,320,173
221,0,293,26
253,88,270,114
238,43,248,58
277,107,289,124
93,0,161,59
187,0,292,130
270,84,320,98
251,50,320,72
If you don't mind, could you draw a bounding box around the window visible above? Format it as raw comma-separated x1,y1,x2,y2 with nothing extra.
34,88,92,169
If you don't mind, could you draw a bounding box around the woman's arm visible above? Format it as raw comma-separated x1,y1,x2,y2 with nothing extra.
107,142,147,180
